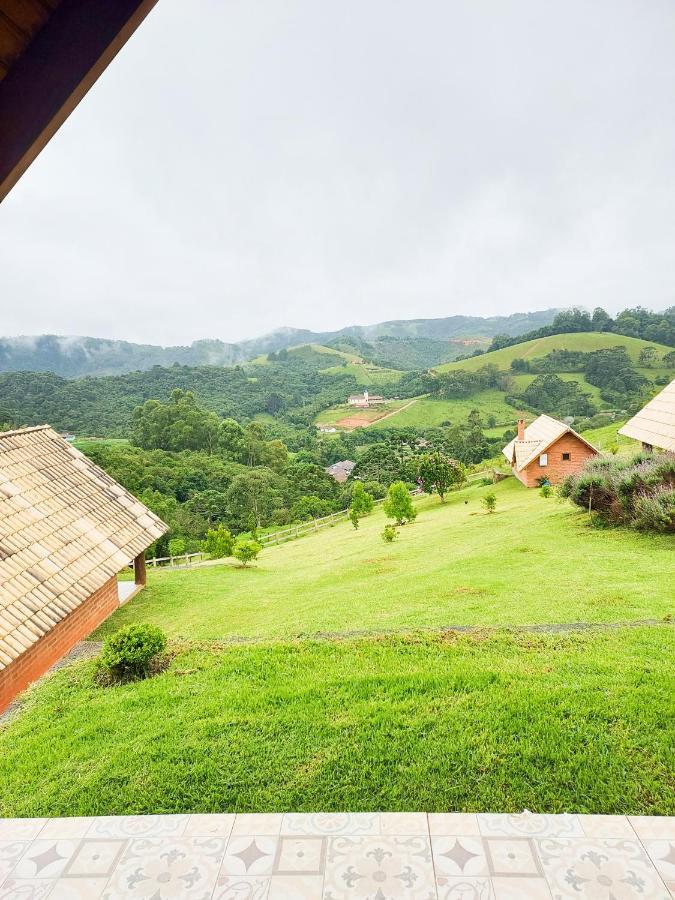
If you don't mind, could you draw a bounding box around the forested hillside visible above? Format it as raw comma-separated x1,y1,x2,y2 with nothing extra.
0,309,559,377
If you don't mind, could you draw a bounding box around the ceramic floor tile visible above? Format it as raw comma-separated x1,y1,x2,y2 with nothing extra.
11,840,78,879
491,876,552,899
478,813,582,839
184,814,236,838
323,835,435,898
220,836,278,875
578,816,636,839
0,843,29,883
61,839,126,877
232,816,283,837
101,836,226,898
380,813,429,835
86,815,189,840
644,840,675,883
484,839,542,877
536,837,670,899
213,874,270,899
432,836,489,877
280,814,379,837
629,817,675,841
38,819,97,840
0,822,47,842
0,879,54,899
267,874,323,899
435,876,493,899
428,815,480,837
48,877,108,899
273,837,325,875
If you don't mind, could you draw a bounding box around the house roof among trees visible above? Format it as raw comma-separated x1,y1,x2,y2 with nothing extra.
502,414,597,472
618,379,675,451
0,425,166,669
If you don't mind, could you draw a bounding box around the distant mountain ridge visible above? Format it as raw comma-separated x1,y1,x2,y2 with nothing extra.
0,309,561,378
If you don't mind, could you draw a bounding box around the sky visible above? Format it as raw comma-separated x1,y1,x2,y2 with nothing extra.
1,0,674,346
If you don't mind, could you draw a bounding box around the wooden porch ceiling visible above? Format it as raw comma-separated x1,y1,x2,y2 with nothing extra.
0,0,159,201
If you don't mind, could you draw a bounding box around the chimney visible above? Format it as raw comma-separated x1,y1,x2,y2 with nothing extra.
517,418,525,441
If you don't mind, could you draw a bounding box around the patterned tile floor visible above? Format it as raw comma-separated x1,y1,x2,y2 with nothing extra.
0,812,673,899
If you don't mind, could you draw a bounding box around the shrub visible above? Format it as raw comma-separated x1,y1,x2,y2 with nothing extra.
540,485,553,498
382,524,397,543
99,624,167,683
562,452,675,532
481,492,497,513
203,525,234,559
233,538,262,567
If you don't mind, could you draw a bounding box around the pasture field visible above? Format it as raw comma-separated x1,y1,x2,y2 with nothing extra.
94,479,674,641
434,332,672,373
374,391,516,429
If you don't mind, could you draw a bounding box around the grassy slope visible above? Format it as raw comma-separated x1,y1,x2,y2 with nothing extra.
434,333,672,373
320,362,402,386
1,628,672,816
95,480,674,641
374,392,516,429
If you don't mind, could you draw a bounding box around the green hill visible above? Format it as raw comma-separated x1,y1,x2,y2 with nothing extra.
434,332,672,373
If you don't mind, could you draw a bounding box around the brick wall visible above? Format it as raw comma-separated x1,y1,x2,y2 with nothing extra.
518,433,597,487
0,575,119,713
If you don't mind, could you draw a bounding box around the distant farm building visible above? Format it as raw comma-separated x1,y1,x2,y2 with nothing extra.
325,460,355,483
0,426,167,713
347,390,386,408
618,379,675,452
503,415,598,487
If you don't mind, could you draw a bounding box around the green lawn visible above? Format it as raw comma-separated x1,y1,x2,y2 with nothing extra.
1,627,672,816
95,479,674,641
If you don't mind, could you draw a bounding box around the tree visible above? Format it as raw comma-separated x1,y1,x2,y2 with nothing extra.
225,469,282,530
418,452,466,502
203,525,234,559
233,538,262,567
349,481,374,528
638,346,658,368
168,538,186,556
383,481,416,525
481,492,497,513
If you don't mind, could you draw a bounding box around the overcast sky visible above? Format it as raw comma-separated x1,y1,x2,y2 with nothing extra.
1,0,674,346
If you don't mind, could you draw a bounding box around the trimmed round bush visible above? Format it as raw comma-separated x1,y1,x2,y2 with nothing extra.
100,624,167,682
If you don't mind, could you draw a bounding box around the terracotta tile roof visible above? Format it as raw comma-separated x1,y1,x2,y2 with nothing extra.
618,379,675,452
503,414,598,472
0,426,167,669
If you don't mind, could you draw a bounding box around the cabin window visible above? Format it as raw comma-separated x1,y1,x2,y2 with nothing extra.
562,452,571,461
539,453,548,466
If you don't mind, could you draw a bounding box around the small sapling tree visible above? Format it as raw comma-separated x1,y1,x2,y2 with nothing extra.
381,524,397,543
384,481,416,525
481,492,497,514
233,537,262,567
349,482,374,529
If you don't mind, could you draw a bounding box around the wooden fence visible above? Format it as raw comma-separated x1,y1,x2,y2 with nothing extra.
139,468,503,571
